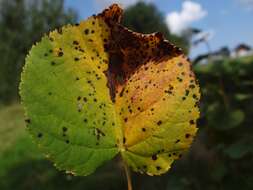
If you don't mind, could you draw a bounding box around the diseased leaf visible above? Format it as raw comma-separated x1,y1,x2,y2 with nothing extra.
20,4,200,176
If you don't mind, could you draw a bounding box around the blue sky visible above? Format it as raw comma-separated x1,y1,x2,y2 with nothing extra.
65,0,253,58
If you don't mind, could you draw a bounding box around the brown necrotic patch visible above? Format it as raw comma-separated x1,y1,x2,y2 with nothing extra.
95,4,184,102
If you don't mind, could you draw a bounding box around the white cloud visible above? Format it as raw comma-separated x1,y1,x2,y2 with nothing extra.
94,0,154,9
166,1,207,35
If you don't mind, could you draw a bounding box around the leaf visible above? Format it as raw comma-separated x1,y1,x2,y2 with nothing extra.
20,4,200,176
224,140,253,159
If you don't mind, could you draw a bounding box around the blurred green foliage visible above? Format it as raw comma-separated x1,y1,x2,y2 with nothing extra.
0,0,77,104
0,1,253,190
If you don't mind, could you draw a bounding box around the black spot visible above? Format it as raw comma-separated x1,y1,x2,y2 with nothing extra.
189,120,195,125
124,118,128,123
83,97,87,102
73,40,79,45
175,139,180,143
157,120,162,126
177,77,183,82
62,127,68,132
51,61,56,66
25,119,31,124
93,98,97,102
37,133,43,138
185,90,190,96
152,154,158,160
91,30,95,34
84,118,88,123
189,84,195,89
156,166,161,170
48,92,52,96
185,133,190,138
142,128,146,132
76,77,80,80
74,57,79,61
58,51,63,57
44,53,48,57
119,88,125,97
66,140,70,144
77,96,81,101
123,137,126,144
112,122,115,126
84,29,89,34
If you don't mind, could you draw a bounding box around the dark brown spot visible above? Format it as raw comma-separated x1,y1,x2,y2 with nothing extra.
152,154,158,160
157,120,162,126
84,29,89,34
177,62,183,67
73,40,79,45
190,120,195,125
58,51,63,57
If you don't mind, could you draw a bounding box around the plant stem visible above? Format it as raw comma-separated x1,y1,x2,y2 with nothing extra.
123,161,133,190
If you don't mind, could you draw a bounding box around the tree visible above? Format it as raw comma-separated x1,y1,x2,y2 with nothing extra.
0,0,77,104
122,2,189,53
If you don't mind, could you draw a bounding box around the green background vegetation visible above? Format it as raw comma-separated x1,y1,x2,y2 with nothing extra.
0,0,253,189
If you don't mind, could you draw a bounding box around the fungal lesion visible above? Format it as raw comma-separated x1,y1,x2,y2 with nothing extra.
96,4,184,104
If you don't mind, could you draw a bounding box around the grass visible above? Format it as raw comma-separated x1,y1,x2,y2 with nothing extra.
0,104,27,152
0,104,42,176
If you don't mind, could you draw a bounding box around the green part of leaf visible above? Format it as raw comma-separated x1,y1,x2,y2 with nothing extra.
20,16,121,176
